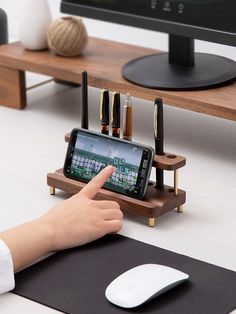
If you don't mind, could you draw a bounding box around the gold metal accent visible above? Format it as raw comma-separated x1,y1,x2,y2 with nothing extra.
148,218,156,227
26,79,54,91
111,91,116,125
123,93,133,141
100,89,105,121
174,171,184,213
174,169,178,196
50,186,55,195
177,205,184,213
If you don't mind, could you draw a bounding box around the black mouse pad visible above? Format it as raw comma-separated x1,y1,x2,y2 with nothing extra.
13,234,236,314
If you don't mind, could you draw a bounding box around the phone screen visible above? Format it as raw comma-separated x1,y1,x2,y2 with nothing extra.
64,129,153,198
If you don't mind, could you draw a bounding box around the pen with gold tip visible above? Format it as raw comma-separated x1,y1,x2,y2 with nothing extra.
100,89,110,135
123,93,133,141
111,91,121,138
154,98,164,190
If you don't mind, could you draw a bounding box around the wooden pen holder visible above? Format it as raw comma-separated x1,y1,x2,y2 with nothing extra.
47,133,186,227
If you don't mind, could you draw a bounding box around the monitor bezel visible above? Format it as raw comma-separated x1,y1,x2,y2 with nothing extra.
61,2,236,47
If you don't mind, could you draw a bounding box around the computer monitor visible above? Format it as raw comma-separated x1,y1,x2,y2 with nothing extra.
61,0,236,90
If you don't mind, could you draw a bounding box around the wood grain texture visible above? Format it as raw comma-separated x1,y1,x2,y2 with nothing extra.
0,38,235,119
47,169,186,220
64,132,186,170
0,66,26,109
153,153,186,170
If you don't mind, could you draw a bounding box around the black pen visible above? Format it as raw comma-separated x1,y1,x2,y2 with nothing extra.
123,93,133,141
100,89,110,135
81,71,89,129
111,91,120,138
154,98,164,190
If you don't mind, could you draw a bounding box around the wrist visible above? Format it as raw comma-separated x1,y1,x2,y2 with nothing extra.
0,218,55,272
33,217,56,253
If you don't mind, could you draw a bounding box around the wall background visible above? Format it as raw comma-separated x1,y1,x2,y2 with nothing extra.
0,0,235,61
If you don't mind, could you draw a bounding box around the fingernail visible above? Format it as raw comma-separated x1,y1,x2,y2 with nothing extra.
106,165,115,171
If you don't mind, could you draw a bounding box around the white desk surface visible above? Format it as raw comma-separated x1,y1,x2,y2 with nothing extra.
0,73,235,313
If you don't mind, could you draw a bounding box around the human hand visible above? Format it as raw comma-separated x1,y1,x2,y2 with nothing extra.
41,165,123,251
0,166,122,272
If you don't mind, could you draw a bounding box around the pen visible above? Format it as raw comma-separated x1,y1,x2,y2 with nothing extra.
81,71,89,129
111,91,120,138
154,98,164,190
123,93,133,141
100,89,110,135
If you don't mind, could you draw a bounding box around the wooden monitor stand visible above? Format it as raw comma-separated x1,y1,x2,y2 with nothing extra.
0,37,235,121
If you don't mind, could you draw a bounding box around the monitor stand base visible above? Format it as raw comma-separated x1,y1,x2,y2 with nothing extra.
122,53,236,91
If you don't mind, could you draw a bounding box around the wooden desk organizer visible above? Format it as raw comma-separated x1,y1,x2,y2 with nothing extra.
47,133,186,227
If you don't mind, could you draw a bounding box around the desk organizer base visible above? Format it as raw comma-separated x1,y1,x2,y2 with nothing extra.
47,169,186,226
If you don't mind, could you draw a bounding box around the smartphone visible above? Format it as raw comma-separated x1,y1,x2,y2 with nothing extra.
64,128,154,199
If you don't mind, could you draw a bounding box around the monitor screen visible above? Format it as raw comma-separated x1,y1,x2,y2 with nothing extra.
66,0,236,34
61,0,236,90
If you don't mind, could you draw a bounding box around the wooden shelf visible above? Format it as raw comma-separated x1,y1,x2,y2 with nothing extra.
0,37,235,120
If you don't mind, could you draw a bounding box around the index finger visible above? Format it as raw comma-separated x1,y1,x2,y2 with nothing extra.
78,165,115,199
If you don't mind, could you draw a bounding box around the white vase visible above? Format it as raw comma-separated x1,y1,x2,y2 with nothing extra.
18,0,52,50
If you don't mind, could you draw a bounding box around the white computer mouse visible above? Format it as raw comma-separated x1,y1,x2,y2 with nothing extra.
105,263,189,308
